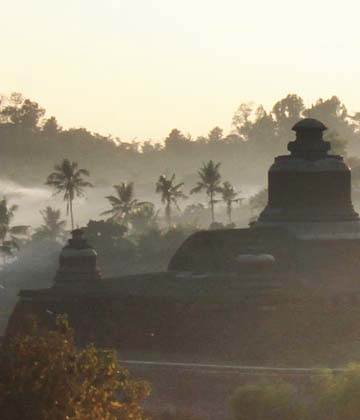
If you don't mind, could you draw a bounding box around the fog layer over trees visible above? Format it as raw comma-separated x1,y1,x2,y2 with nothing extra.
1,92,360,224
2,92,360,334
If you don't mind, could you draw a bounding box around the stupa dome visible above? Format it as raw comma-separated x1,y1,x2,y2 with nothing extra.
257,118,360,237
292,118,327,131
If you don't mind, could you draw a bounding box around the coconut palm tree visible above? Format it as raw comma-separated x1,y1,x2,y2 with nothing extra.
221,181,243,224
156,174,187,228
102,182,147,226
0,197,29,263
190,160,222,223
46,159,93,230
34,207,66,241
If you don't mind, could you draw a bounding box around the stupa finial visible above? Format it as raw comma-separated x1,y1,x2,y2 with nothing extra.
288,118,330,160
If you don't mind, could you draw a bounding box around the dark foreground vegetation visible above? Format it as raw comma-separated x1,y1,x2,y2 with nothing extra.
0,315,150,420
2,315,360,420
229,369,360,420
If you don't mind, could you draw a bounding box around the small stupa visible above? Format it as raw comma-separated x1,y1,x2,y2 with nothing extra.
54,228,102,287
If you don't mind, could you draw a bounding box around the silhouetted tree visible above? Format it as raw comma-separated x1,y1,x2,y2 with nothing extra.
232,102,254,139
46,159,93,230
0,94,45,130
156,174,187,228
141,140,163,154
208,127,223,142
164,129,191,154
1,90,360,201
0,198,29,263
191,160,222,223
42,116,61,137
102,182,147,226
33,207,66,241
221,181,242,224
0,315,150,419
304,96,358,153
247,108,277,153
272,94,305,142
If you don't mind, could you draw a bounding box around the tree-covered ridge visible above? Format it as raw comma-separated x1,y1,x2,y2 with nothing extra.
1,93,359,187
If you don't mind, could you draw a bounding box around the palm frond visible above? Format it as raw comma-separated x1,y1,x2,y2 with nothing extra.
9,225,29,236
75,168,90,177
190,183,205,194
105,195,122,206
100,208,118,216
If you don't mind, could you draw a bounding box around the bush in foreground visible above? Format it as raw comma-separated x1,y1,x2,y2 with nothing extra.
0,315,150,420
231,364,360,420
311,364,360,420
230,381,305,420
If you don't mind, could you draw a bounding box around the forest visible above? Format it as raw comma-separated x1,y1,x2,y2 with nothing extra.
1,92,360,190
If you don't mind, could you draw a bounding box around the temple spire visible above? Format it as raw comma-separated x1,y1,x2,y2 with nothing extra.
54,228,102,286
257,118,359,234
288,118,330,160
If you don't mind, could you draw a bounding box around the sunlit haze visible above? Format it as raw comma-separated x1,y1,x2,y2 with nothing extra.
2,0,360,140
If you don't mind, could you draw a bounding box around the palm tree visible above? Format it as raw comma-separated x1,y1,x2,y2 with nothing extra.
46,159,93,230
156,174,187,228
0,197,29,263
34,207,66,241
190,160,222,223
102,182,146,226
221,181,243,224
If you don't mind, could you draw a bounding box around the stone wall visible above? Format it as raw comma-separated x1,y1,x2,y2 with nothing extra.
6,287,360,367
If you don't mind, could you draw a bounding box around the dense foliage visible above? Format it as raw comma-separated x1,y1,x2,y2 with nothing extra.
0,315,150,420
0,198,29,262
230,381,305,420
231,364,360,420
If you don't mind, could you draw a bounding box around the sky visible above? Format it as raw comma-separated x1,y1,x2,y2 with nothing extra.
1,0,360,141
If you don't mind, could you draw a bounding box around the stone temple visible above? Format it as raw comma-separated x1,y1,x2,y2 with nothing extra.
6,118,360,366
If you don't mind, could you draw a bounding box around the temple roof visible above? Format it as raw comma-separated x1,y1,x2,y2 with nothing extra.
292,118,327,131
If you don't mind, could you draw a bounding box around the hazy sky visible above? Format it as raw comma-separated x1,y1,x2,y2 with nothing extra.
2,0,360,140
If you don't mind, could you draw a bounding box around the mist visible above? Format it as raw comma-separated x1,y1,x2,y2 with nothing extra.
3,92,360,419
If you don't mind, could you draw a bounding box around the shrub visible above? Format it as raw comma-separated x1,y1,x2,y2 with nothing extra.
312,364,360,420
0,315,150,420
230,381,305,420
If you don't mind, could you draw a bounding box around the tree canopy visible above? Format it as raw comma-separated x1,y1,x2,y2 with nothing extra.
46,159,93,230
0,315,150,420
191,161,222,223
156,174,187,228
1,92,359,191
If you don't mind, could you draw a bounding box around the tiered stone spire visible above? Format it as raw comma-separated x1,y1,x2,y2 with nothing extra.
54,228,102,286
257,118,359,236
